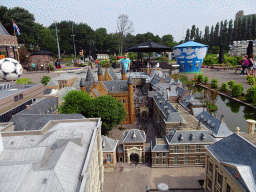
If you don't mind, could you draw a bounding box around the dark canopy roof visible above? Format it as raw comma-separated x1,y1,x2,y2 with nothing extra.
128,41,173,52
30,50,53,55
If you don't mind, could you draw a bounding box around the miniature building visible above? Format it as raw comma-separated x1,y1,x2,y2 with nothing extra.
229,40,256,57
204,133,256,192
0,118,104,192
0,83,44,115
81,68,135,124
46,74,78,90
118,129,147,163
30,50,53,69
102,135,118,171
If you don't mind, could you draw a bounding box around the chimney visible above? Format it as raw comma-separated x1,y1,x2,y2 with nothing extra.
26,105,30,110
133,131,136,140
220,114,225,123
247,119,256,135
235,127,240,134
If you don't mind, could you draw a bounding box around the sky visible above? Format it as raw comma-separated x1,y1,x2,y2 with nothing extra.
1,0,256,42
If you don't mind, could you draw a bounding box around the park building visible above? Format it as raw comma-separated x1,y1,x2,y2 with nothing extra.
235,10,256,20
151,130,216,168
204,133,256,192
80,66,135,124
0,117,104,192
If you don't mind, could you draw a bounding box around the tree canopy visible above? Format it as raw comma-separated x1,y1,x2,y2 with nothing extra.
58,91,126,135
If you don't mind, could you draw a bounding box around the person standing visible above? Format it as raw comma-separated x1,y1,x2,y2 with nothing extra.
90,56,94,69
31,63,35,71
120,54,130,72
247,54,255,76
240,55,248,76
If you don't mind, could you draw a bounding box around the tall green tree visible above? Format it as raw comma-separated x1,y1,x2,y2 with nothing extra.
228,19,233,45
162,34,175,47
204,26,210,45
209,25,215,47
154,35,162,43
0,6,8,23
237,18,242,40
252,15,256,39
185,29,190,42
241,17,247,40
190,25,196,40
222,20,228,49
195,27,200,42
233,19,238,41
214,22,220,46
246,16,252,40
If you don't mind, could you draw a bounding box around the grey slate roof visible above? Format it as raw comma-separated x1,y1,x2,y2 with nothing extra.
123,129,146,143
93,88,100,97
10,114,85,131
102,80,128,92
98,65,103,75
57,87,77,101
127,75,133,85
194,110,233,138
86,68,94,82
151,75,162,85
206,134,256,192
166,129,216,144
108,67,120,80
0,119,100,192
0,22,10,36
16,97,58,116
80,77,86,87
177,87,185,98
151,138,169,152
102,136,118,152
153,91,186,123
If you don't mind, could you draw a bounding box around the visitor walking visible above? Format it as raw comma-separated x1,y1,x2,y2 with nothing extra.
90,56,94,69
31,63,35,71
246,54,255,76
120,54,130,72
240,55,248,76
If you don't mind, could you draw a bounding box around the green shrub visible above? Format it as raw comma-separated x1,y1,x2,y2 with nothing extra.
232,84,244,97
221,83,228,91
49,63,54,71
211,79,218,88
245,86,256,102
228,80,235,89
41,76,51,86
197,74,204,83
65,63,71,66
246,75,255,85
204,76,209,84
16,78,33,84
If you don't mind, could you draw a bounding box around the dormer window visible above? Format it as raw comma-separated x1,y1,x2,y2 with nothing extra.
207,120,211,125
201,133,205,141
190,134,195,141
211,123,215,128
179,134,184,141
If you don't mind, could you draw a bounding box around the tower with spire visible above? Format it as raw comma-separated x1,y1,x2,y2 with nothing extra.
121,64,127,80
98,65,103,81
127,75,135,124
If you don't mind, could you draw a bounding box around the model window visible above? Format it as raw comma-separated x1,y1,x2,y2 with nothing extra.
174,146,178,153
196,145,200,152
217,172,223,186
19,94,23,100
123,99,126,104
174,156,178,164
156,159,159,164
163,159,165,164
207,178,212,190
226,184,231,192
209,161,213,174
185,146,189,153
162,152,165,157
14,95,19,102
156,152,159,157
184,156,189,164
195,156,200,164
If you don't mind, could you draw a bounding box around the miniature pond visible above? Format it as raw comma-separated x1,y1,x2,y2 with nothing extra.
190,86,256,133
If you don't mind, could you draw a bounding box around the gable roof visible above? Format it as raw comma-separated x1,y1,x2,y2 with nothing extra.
166,129,216,144
151,138,169,152
107,67,120,80
102,136,118,152
17,97,58,115
206,134,256,192
194,110,233,138
123,129,146,143
102,80,128,93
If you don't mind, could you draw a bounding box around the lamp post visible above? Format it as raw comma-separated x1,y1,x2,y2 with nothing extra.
54,21,61,59
71,22,76,59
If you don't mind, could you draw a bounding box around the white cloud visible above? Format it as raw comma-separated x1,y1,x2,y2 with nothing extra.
195,47,207,59
177,56,185,59
173,48,182,57
186,54,196,59
183,48,195,55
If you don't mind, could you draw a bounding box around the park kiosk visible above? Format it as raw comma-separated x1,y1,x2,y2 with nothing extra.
173,40,208,73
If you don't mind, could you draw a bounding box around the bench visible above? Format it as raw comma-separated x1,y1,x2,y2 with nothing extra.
211,64,230,71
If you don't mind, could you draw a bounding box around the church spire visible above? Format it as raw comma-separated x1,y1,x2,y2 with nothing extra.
86,68,94,82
